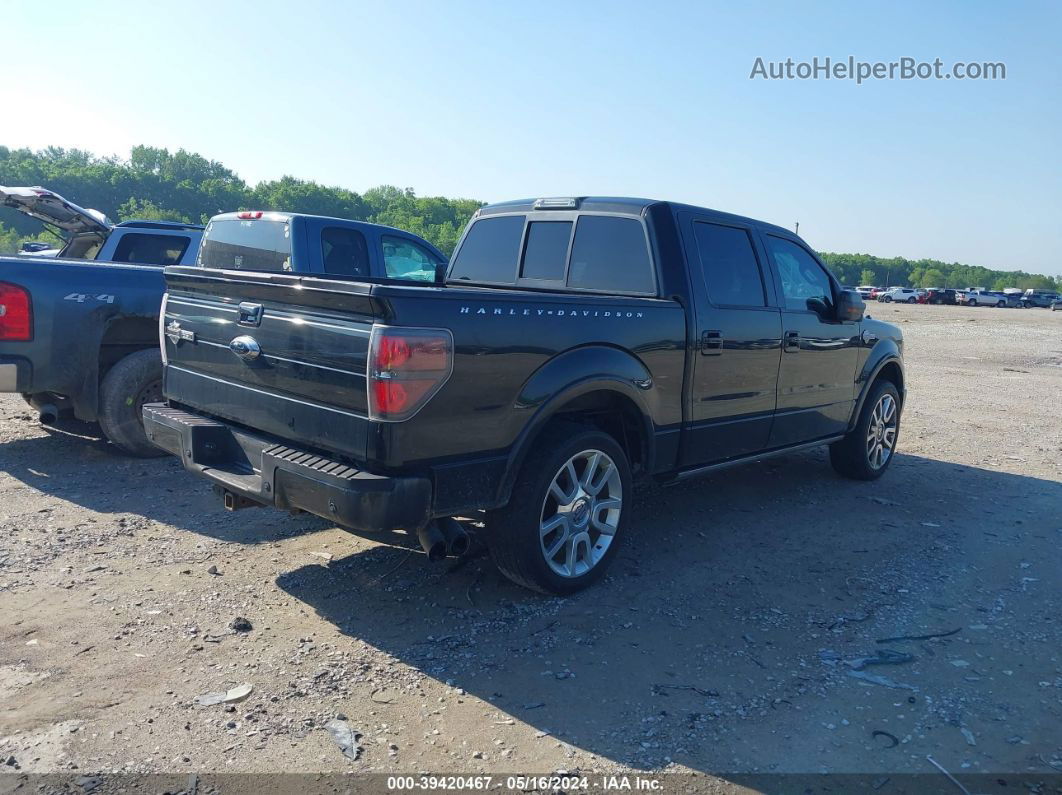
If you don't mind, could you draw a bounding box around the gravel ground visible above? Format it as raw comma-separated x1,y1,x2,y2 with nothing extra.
0,303,1059,789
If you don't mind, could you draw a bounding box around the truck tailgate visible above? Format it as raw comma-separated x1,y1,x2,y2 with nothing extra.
161,267,382,460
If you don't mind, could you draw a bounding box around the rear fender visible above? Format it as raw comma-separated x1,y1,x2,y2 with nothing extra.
74,307,160,421
495,345,658,505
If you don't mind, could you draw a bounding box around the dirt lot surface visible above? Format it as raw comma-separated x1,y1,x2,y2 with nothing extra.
1,304,1060,790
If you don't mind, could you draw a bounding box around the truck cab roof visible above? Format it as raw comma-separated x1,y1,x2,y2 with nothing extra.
116,220,205,232
208,211,427,238
477,196,795,236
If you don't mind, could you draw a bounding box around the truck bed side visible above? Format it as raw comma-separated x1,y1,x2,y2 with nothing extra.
0,256,166,420
160,267,686,514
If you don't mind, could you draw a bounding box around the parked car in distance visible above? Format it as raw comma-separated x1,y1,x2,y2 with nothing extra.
994,292,1023,308
925,287,957,305
878,287,919,303
2,186,204,266
856,285,877,299
868,286,887,300
1022,290,1061,308
956,289,1005,307
145,195,906,595
18,241,60,257
0,208,446,457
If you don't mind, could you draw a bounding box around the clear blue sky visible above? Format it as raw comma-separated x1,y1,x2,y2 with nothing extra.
4,0,1060,274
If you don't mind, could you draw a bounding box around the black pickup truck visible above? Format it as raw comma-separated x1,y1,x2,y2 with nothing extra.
145,197,905,594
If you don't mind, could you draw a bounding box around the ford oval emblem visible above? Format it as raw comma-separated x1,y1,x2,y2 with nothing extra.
229,335,261,361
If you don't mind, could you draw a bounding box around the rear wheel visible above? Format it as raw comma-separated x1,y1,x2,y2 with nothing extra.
967,298,977,306
882,296,892,303
830,380,901,481
907,296,917,304
98,349,166,458
996,300,1005,308
486,425,631,594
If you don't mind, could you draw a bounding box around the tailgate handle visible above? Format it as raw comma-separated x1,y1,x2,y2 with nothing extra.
238,302,264,326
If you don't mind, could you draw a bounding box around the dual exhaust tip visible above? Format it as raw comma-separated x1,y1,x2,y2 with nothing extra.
417,517,470,562
217,485,468,562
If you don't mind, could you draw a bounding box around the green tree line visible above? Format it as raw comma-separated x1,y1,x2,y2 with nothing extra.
0,146,482,257
1,145,1059,292
819,252,1060,292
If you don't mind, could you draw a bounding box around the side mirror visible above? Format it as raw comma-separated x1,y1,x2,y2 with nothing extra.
835,289,865,322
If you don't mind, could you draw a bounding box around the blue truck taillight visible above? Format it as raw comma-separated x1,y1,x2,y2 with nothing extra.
0,282,32,341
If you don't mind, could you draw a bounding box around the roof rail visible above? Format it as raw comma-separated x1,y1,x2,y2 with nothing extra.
115,220,205,231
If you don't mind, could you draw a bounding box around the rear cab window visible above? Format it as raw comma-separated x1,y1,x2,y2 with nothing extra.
111,233,190,266
449,212,656,295
448,215,525,284
198,217,292,271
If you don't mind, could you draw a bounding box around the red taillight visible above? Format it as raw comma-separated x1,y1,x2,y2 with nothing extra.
237,211,264,220
367,326,453,421
0,282,32,341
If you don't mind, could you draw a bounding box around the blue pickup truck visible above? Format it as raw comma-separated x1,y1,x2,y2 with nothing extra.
0,203,448,456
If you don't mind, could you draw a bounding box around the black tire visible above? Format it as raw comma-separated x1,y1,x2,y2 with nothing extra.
97,349,166,457
882,296,892,303
967,299,977,307
485,424,632,595
830,380,901,481
996,300,1005,308
907,297,917,304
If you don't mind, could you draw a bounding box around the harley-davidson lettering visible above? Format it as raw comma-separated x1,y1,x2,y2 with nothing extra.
459,306,644,318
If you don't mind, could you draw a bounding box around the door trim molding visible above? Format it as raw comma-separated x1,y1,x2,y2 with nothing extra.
669,435,845,482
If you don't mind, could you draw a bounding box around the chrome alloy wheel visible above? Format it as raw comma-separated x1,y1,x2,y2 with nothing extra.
539,449,622,578
866,393,898,470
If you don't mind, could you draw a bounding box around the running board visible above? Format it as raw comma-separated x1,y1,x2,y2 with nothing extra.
667,436,845,483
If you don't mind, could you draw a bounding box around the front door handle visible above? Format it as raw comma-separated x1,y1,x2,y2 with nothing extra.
700,330,723,355
784,330,800,352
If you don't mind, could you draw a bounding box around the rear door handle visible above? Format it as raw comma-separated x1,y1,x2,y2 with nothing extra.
784,330,800,352
700,330,723,355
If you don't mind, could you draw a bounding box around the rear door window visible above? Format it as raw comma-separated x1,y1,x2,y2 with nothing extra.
520,221,572,281
692,222,766,307
382,235,441,281
567,215,654,294
449,215,525,284
198,218,292,271
111,233,190,266
321,227,369,277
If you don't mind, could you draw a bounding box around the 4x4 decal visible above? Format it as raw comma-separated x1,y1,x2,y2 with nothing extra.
64,292,116,304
